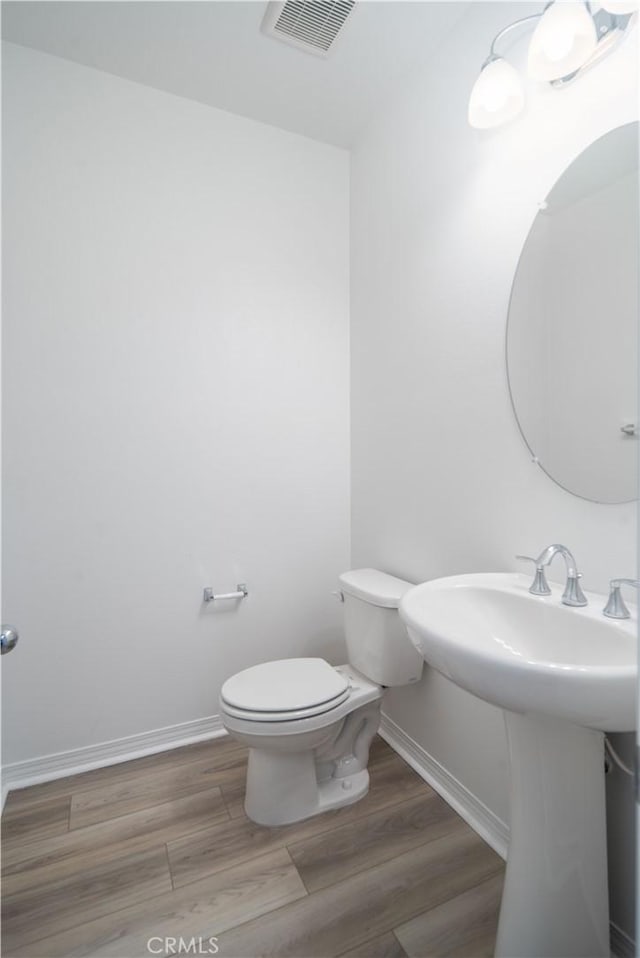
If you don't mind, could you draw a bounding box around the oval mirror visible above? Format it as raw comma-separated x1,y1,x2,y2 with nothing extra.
507,122,639,504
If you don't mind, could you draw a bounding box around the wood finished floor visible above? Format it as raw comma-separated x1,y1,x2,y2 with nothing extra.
1,735,505,957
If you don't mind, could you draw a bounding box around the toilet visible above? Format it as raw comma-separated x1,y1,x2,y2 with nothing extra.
219,568,423,826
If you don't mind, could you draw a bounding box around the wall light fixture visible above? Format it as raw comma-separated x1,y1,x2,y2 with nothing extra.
468,1,637,129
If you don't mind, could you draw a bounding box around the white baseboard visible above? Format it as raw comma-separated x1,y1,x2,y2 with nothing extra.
2,714,226,806
379,712,509,860
610,921,636,958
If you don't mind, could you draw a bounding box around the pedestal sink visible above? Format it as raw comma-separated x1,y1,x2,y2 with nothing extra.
399,573,636,958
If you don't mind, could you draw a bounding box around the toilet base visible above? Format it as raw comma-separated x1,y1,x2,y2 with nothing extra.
245,751,370,826
316,768,370,814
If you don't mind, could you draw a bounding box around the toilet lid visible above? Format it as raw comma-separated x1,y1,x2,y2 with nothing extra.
221,658,350,713
338,569,413,608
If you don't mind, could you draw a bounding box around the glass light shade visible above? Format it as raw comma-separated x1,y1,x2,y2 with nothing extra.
528,2,598,81
600,0,638,12
468,58,525,129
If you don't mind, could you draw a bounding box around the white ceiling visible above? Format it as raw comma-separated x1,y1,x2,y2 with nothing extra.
1,1,470,148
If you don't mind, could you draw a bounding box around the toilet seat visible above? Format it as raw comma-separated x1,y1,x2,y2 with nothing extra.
220,658,351,723
220,691,352,723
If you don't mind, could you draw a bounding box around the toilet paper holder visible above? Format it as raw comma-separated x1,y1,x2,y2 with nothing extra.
203,584,248,603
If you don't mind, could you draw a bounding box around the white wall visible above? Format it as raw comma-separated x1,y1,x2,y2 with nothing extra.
2,42,350,765
350,1,637,939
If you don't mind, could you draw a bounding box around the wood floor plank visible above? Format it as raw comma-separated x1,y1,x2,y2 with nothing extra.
339,931,408,958
288,791,461,892
2,845,172,951
168,753,429,889
4,736,247,812
216,826,504,957
69,755,240,829
7,848,307,958
210,762,249,820
1,794,71,847
2,788,229,894
393,873,504,958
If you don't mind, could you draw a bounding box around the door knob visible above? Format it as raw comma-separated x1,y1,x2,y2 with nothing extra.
1,625,19,655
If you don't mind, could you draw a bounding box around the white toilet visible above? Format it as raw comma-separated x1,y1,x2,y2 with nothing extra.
219,568,423,826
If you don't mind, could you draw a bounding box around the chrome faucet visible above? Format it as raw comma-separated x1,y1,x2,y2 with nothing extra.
516,544,588,607
603,579,639,619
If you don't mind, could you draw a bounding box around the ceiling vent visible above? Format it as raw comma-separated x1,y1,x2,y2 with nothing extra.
262,1,356,57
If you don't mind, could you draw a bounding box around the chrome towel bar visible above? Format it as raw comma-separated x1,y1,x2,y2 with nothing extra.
203,584,248,603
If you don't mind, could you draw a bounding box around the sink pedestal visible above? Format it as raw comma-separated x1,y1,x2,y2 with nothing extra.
496,712,609,958
399,573,635,957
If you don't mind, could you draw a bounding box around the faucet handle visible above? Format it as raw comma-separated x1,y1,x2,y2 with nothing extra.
515,555,551,596
603,578,640,619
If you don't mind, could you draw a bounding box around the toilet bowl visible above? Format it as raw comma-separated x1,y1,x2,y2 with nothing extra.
221,661,383,825
220,569,423,826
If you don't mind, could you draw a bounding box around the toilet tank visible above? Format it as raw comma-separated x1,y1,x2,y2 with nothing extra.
338,569,424,687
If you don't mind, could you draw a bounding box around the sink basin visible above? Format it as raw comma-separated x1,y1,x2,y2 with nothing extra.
399,572,636,731
399,572,637,958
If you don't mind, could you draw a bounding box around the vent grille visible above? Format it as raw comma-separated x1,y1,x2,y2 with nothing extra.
263,1,356,56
